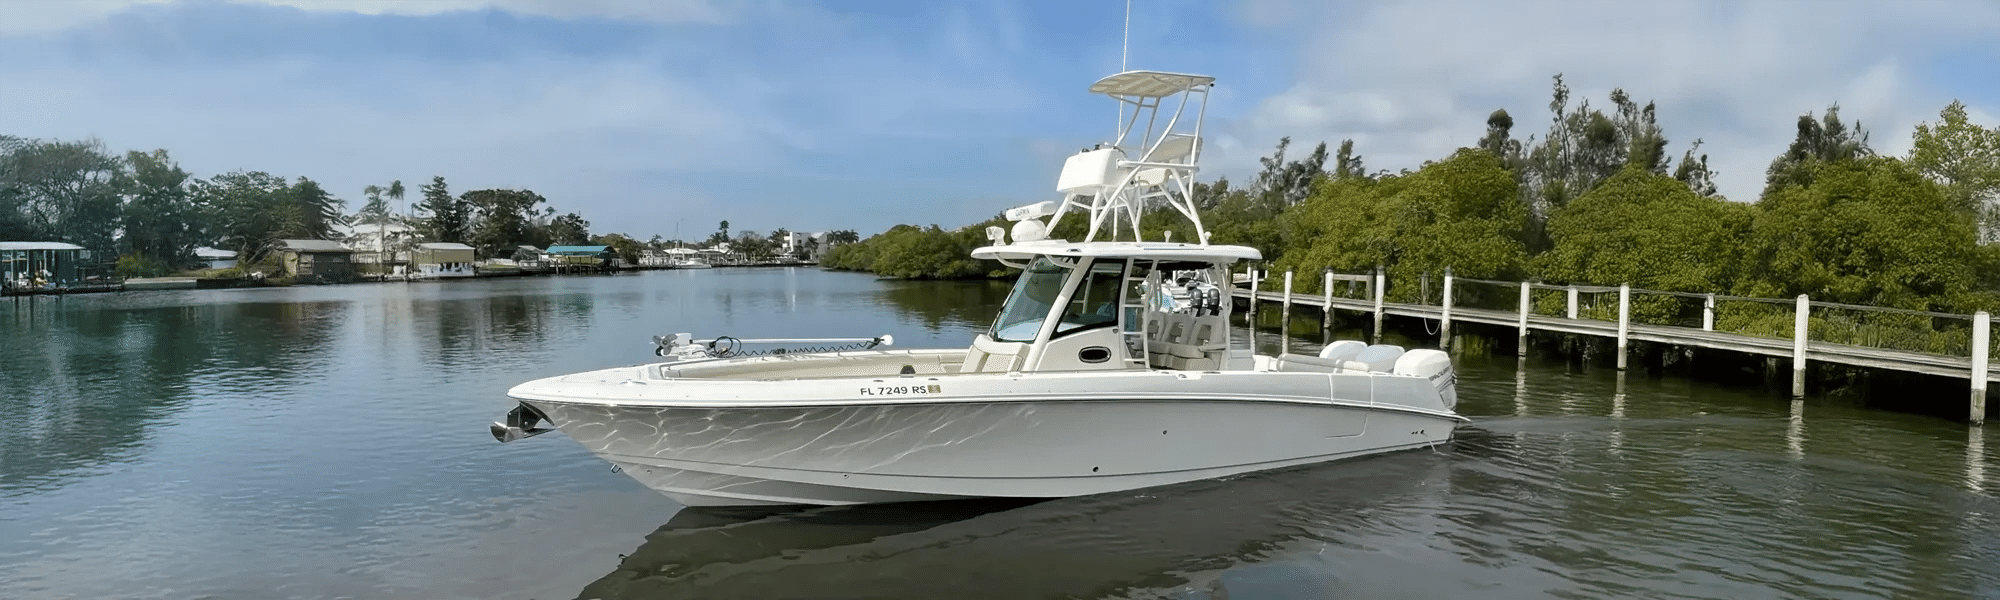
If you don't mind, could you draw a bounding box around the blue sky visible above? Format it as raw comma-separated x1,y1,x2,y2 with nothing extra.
4,0,1997,241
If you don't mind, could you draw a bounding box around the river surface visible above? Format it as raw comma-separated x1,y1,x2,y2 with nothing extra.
2,268,1996,599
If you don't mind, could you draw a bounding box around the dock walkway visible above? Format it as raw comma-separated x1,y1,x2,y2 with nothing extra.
1234,268,1994,421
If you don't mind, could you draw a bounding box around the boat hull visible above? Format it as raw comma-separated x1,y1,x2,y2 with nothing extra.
521,392,1457,507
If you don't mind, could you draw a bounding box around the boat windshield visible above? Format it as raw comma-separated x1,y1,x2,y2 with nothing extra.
989,258,1071,342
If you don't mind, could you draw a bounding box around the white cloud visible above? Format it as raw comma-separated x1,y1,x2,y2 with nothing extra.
0,0,173,35
1221,0,2000,201
0,0,745,35
249,0,745,22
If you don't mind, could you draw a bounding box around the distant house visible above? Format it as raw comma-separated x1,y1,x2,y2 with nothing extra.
194,246,237,270
510,246,548,270
546,245,619,268
275,239,357,284
411,242,476,278
339,222,414,274
639,248,672,267
0,241,85,291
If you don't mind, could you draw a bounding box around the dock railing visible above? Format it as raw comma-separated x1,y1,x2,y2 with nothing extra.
1241,265,1994,422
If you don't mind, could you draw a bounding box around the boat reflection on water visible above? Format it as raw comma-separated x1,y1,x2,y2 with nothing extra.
575,450,1453,600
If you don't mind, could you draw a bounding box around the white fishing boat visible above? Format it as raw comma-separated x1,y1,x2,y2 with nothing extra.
492,70,1466,507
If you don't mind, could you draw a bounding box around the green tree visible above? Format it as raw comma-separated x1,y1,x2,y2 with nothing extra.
414,176,470,242
1521,77,1674,217
1536,166,1753,321
117,149,198,266
733,231,776,261
1277,149,1527,298
464,188,547,258
357,185,391,228
286,177,343,241
1332,139,1368,180
1908,100,2000,240
0,137,125,254
547,212,590,246
1739,157,1977,310
1672,139,1720,197
1476,109,1521,165
193,170,294,264
1208,138,1328,259
591,232,643,265
1763,104,1872,197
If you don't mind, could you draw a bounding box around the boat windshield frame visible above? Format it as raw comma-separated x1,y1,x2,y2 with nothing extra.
988,257,1074,343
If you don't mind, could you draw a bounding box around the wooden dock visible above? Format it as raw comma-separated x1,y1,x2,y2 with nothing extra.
1235,268,1993,422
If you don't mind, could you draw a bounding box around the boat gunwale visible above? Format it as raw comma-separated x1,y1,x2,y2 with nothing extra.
508,388,1469,423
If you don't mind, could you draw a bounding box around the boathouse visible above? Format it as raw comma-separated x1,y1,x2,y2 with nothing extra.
275,239,357,284
547,245,618,268
412,242,477,278
194,246,237,270
0,241,84,292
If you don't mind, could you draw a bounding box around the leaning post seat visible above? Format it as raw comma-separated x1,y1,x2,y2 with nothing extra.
1352,345,1406,372
1318,340,1367,362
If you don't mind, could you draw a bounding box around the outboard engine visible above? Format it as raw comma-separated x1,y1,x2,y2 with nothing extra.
1201,285,1222,316
1392,349,1458,411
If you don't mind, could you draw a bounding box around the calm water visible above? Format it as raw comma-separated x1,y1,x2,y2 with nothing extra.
2,268,1996,599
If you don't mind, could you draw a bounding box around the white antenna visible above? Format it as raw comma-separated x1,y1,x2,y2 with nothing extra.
1121,0,1132,71
1118,0,1132,135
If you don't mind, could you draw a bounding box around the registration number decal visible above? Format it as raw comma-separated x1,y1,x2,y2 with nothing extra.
860,384,942,396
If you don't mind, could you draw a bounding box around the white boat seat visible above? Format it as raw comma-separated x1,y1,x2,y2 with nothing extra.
1142,135,1199,163
1318,340,1367,362
1160,320,1224,370
1273,353,1373,373
964,335,1025,373
1352,344,1406,372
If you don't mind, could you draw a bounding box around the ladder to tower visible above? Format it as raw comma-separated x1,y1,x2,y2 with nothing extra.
1119,258,1156,369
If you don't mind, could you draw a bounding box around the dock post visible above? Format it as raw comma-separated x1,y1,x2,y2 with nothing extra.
1247,266,1260,317
1617,284,1630,370
1793,294,1809,397
1282,271,1294,354
1567,286,1579,319
1372,265,1385,344
1422,272,1431,304
1973,311,1990,423
1322,269,1333,331
1518,281,1531,356
1703,294,1716,331
1441,267,1454,350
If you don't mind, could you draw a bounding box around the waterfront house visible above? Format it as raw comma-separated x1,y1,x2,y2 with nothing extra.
339,222,413,276
0,241,84,292
510,246,548,271
412,242,477,278
275,239,357,284
547,245,619,269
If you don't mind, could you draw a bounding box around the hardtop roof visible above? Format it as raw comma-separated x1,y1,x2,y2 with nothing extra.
971,241,1258,263
1088,71,1216,98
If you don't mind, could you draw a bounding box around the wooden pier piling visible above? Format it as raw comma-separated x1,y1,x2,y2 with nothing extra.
1974,311,1989,423
1517,281,1531,357
1371,266,1385,344
1617,284,1631,370
1441,268,1455,350
1794,294,1809,397
1281,271,1293,354
1321,269,1333,332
